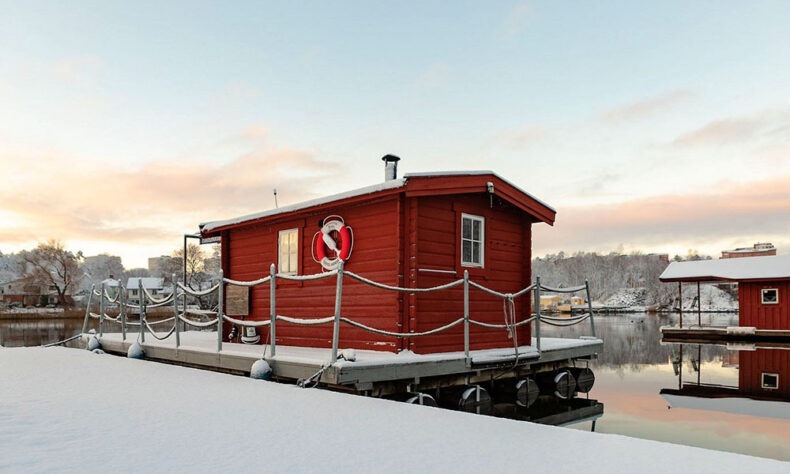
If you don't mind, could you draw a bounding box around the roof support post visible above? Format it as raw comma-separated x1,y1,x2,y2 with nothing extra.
678,282,683,329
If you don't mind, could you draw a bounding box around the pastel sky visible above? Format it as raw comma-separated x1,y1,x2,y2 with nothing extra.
1,1,790,268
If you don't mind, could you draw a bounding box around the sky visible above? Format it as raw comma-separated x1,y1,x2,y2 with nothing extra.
1,1,789,268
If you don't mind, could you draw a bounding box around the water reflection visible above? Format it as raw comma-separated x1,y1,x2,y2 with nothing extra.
661,344,789,420
0,317,96,348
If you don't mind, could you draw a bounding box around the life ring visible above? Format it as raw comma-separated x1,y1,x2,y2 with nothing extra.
313,217,353,270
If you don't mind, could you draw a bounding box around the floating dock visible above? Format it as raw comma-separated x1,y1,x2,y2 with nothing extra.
661,326,790,345
89,331,602,394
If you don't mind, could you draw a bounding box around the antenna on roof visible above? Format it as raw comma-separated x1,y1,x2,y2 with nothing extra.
273,188,279,209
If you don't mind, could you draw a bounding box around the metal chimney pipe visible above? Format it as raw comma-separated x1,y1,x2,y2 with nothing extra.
382,154,401,181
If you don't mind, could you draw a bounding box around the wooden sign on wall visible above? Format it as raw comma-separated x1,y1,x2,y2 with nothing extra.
225,284,249,316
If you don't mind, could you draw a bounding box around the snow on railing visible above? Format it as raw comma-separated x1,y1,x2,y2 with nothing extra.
82,264,597,367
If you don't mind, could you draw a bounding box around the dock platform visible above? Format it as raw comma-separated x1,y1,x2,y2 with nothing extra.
88,331,602,393
661,326,790,345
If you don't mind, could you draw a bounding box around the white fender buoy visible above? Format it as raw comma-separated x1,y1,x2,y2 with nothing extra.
250,359,272,380
92,348,105,354
127,341,145,359
87,336,101,351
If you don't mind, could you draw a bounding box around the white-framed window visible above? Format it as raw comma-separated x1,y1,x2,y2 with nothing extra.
278,228,299,275
461,213,484,268
761,288,778,305
761,372,779,390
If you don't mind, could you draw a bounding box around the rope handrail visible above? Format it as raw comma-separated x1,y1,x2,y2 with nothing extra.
470,315,536,329
468,281,536,299
539,284,586,293
276,271,338,281
340,316,464,338
177,282,220,296
345,271,463,293
540,314,591,327
144,316,176,325
142,286,173,304
276,315,334,326
178,314,219,328
222,314,272,327
103,289,120,303
143,321,176,340
222,276,271,287
540,312,592,323
42,333,83,347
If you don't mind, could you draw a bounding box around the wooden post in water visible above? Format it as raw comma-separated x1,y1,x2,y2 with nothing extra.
697,281,701,327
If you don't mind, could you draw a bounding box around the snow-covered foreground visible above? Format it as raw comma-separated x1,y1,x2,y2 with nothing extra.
1,347,787,473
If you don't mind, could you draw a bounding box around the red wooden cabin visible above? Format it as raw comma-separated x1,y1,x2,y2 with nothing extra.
660,255,790,330
200,167,555,354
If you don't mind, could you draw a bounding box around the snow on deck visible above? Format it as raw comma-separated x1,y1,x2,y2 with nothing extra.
660,255,790,282
1,347,786,473
95,330,599,367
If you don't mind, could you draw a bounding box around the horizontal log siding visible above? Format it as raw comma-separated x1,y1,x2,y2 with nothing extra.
226,197,401,351
410,194,532,353
739,282,790,330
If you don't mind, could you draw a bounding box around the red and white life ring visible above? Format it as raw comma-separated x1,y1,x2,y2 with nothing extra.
313,216,353,270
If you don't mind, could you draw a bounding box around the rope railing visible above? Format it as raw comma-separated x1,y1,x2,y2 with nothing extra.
81,262,596,368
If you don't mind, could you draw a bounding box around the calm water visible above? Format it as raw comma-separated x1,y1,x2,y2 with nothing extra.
2,313,788,462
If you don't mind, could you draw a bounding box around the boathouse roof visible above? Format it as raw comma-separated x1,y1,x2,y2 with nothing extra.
199,170,556,236
659,255,790,283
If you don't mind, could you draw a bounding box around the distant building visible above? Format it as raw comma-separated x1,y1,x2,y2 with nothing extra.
126,277,166,306
721,242,776,259
0,277,64,306
647,253,670,264
148,256,172,274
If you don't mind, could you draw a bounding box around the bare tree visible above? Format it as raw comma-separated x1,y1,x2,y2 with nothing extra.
18,240,82,306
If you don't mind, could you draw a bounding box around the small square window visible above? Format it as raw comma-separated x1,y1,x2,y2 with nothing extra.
278,229,299,275
761,288,778,305
761,372,779,390
461,213,484,268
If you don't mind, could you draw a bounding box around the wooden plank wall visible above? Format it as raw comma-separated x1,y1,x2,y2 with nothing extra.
410,194,532,353
225,197,401,351
739,282,790,330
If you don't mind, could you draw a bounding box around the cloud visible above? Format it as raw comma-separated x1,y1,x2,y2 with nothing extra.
489,126,548,149
0,130,346,258
672,108,790,147
51,55,103,82
503,3,533,37
416,62,449,88
533,175,790,257
596,90,694,123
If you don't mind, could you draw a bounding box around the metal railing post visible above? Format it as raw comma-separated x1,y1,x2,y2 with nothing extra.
585,279,596,338
120,279,126,341
99,282,105,337
331,261,345,363
269,263,276,357
81,284,94,335
139,280,145,343
217,269,224,353
173,273,180,348
463,270,470,367
535,276,541,353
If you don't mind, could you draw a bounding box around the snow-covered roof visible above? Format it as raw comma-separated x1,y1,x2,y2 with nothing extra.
200,171,554,233
100,278,120,287
659,255,790,282
662,393,790,420
126,277,164,290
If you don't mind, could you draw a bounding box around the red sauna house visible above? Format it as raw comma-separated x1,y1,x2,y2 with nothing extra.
200,165,555,354
660,255,790,333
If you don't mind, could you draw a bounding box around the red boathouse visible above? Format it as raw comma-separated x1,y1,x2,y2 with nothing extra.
660,255,790,331
200,162,556,354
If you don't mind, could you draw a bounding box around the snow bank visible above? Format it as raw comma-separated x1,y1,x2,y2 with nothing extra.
0,347,786,473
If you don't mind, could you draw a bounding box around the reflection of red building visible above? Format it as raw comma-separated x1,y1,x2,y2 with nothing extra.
739,349,788,396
